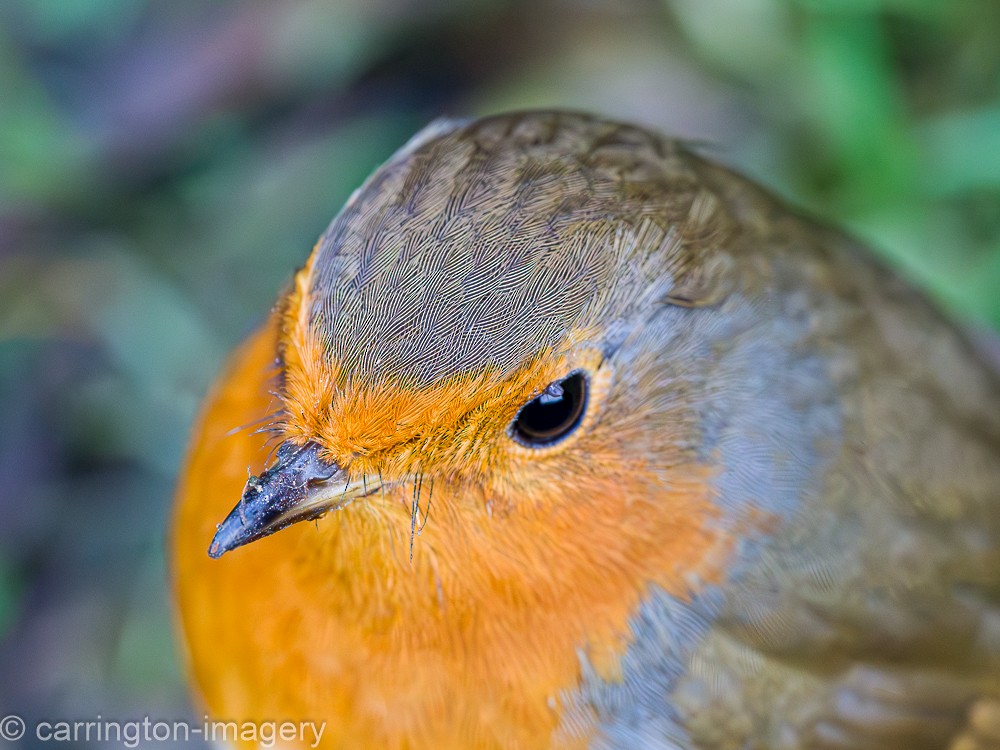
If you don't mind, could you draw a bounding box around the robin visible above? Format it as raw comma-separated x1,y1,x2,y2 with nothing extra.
172,111,1000,749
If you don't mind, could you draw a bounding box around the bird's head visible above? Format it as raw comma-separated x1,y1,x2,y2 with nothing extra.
207,112,758,571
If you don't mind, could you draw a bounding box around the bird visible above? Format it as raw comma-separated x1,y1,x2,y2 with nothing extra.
171,110,1000,750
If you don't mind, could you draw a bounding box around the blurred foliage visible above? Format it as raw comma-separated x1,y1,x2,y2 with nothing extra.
0,0,998,745
665,0,1000,324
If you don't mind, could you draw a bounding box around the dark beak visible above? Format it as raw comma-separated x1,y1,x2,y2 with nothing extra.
208,441,350,558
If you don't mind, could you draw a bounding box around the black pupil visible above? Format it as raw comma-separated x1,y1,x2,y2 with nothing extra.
512,372,588,447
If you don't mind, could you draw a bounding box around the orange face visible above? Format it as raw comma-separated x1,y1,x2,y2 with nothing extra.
174,277,731,749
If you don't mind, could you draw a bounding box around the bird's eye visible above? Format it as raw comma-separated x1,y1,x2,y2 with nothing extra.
510,372,588,448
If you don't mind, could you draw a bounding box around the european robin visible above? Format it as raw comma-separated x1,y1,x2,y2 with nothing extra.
172,111,1000,749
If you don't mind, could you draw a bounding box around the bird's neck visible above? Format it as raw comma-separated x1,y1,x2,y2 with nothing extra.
264,465,728,748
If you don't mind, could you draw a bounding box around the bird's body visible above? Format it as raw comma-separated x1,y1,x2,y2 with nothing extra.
172,112,1000,749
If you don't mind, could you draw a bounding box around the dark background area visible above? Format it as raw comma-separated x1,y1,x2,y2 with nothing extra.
1,0,999,746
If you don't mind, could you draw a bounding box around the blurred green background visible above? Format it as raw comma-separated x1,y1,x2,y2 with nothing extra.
1,0,998,746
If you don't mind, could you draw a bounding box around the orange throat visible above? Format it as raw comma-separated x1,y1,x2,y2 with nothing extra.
172,321,729,750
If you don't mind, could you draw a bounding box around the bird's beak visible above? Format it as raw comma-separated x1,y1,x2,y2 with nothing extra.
208,441,374,558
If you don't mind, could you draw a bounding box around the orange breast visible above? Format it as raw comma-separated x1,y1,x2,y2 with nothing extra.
172,321,729,749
